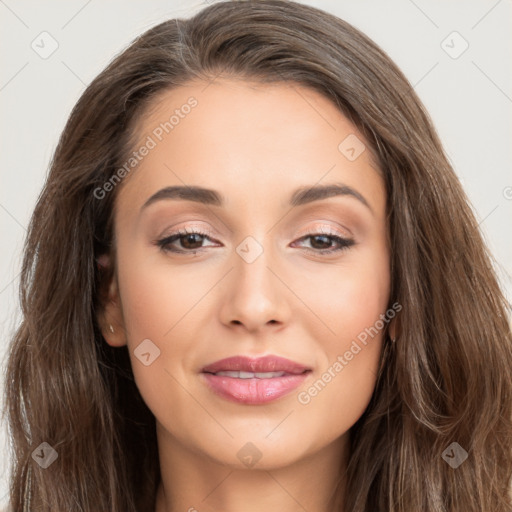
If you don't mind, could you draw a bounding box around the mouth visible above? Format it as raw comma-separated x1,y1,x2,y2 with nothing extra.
200,355,312,404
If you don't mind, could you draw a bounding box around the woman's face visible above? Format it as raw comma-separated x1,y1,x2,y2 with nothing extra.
104,78,390,469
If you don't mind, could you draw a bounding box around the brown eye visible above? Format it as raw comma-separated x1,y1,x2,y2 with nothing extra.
179,233,205,250
309,234,334,250
156,229,218,254
293,232,355,255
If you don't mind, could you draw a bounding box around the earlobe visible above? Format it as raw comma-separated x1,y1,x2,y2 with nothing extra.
103,318,127,347
388,314,401,343
96,254,127,347
388,319,396,340
101,300,127,347
98,298,127,348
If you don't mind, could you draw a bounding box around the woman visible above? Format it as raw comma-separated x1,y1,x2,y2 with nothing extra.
3,0,512,510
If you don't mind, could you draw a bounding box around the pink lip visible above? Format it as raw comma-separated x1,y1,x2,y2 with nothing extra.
202,355,310,374
201,355,311,405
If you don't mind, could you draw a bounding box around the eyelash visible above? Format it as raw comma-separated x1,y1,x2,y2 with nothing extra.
155,227,355,256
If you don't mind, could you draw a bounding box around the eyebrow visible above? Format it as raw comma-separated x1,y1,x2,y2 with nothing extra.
140,183,373,214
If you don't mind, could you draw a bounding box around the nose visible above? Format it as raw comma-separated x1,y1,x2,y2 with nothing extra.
218,240,291,334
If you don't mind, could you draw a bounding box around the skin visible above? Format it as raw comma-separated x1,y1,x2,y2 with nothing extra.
99,77,393,512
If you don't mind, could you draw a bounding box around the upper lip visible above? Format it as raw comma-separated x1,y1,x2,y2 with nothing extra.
201,355,311,375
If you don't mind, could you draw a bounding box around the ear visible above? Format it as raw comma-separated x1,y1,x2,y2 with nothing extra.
387,312,401,341
388,318,396,340
96,253,127,347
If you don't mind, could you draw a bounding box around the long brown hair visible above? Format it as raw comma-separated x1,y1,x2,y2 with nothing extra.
4,1,512,510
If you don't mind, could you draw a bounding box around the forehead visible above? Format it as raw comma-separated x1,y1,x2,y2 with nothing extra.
116,78,385,217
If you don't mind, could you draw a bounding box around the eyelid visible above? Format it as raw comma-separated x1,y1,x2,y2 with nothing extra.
158,222,349,243
159,223,216,238
295,223,351,239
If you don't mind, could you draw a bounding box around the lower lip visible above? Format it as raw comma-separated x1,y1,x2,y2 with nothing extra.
201,372,310,404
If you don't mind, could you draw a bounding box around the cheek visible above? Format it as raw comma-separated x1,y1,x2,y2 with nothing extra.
292,248,389,431
296,340,382,451
115,244,202,411
292,300,387,450
291,246,390,344
116,240,207,342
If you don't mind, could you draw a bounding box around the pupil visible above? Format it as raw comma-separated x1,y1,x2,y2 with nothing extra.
183,234,202,249
311,235,330,249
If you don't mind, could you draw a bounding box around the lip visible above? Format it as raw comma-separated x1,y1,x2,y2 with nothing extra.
201,355,312,405
202,355,310,374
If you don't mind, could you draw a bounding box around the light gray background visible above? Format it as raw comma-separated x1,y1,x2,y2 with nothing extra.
1,0,511,506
